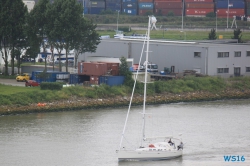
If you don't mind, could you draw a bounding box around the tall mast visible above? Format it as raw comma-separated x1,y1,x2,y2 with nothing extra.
141,16,151,146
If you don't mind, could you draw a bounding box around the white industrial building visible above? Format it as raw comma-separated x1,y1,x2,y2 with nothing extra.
79,38,250,78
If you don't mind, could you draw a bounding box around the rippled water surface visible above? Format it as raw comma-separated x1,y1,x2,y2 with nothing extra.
1,99,250,166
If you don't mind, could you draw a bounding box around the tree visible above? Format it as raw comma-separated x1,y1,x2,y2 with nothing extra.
232,28,243,43
74,18,100,69
206,12,216,18
26,0,50,71
45,0,81,72
0,0,28,75
208,28,217,40
119,56,133,86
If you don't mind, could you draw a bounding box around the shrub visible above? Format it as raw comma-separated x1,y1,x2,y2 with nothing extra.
40,82,63,90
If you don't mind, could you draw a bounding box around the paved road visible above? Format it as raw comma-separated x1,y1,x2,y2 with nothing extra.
0,78,26,87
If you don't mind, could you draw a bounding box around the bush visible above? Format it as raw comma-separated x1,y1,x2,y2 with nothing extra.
40,82,63,90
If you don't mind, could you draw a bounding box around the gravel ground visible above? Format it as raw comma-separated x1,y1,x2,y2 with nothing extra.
0,78,26,87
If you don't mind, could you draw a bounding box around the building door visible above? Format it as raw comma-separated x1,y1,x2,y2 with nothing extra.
234,67,241,77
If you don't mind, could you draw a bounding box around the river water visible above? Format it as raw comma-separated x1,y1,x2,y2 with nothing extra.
0,99,250,166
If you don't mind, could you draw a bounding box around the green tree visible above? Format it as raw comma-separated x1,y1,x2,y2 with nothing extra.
0,0,28,75
206,12,215,18
26,0,50,71
208,28,217,40
74,18,100,68
232,28,243,43
45,0,82,72
119,57,133,86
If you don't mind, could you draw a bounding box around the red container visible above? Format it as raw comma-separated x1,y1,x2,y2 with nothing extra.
185,0,213,2
78,62,107,76
185,2,214,9
90,75,99,85
216,9,245,17
138,9,154,15
186,8,214,16
154,2,182,8
154,8,182,16
138,0,153,2
102,62,120,76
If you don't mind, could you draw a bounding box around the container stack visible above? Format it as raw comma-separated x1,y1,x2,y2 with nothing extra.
89,0,106,14
246,0,250,17
122,0,138,15
154,0,183,16
215,0,245,18
138,0,154,16
106,0,122,12
83,0,90,14
185,0,214,17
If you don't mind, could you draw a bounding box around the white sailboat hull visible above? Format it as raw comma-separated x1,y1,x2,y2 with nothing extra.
117,150,182,161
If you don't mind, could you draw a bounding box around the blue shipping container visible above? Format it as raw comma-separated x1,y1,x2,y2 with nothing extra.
89,7,105,14
122,8,137,15
216,1,245,9
69,74,79,84
99,76,125,86
122,2,137,8
84,7,89,14
106,0,122,3
106,7,122,11
123,0,137,3
138,2,153,9
106,2,122,8
32,71,69,83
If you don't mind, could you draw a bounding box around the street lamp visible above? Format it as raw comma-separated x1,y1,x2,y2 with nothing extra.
117,10,120,31
227,0,229,28
182,0,184,31
216,11,217,32
180,31,186,40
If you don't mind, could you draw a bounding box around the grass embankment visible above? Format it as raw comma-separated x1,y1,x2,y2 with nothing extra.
97,30,250,41
1,76,250,115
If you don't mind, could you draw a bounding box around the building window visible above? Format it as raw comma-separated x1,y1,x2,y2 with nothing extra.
218,52,229,58
217,68,229,73
247,51,250,57
194,52,201,58
234,51,241,57
246,67,250,72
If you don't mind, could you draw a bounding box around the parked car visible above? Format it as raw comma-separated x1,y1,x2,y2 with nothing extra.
16,73,30,82
25,80,40,87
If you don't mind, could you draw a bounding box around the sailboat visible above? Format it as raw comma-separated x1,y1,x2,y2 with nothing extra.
116,16,183,161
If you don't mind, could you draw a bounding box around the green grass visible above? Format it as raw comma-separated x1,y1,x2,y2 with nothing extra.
1,76,250,106
98,30,250,41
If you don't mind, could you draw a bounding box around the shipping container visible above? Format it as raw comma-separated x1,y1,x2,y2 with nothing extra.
99,76,125,86
78,62,108,76
138,9,154,15
185,2,214,9
185,0,213,2
99,62,120,76
106,0,122,2
138,0,153,2
216,8,245,17
90,75,99,85
32,71,69,83
216,1,245,9
122,2,138,8
69,74,79,84
89,7,105,14
154,2,182,9
138,2,154,9
154,0,182,2
106,7,122,11
186,8,214,15
122,0,137,2
154,8,182,15
106,2,121,8
247,2,250,8
89,1,105,7
122,8,137,15
84,7,89,14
